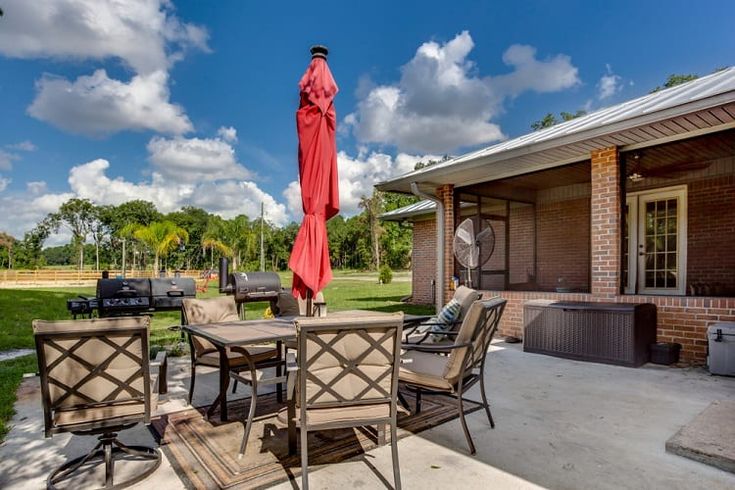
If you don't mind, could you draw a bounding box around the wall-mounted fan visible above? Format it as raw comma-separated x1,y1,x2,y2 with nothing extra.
453,217,496,288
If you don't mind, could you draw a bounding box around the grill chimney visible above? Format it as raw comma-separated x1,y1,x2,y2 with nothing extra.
219,257,231,293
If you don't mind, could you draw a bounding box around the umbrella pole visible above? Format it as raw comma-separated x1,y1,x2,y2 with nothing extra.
306,290,313,317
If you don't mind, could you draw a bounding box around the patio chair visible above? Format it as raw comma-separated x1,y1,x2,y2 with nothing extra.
277,313,404,490
403,285,481,347
399,297,506,454
33,316,162,489
181,296,281,404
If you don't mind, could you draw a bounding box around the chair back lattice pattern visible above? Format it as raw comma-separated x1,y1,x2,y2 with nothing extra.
33,316,151,435
443,298,507,385
296,313,403,408
182,297,240,354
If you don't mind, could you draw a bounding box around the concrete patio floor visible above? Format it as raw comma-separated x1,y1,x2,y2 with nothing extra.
2,340,734,489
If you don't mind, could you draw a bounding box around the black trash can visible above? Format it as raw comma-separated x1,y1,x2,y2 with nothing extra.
650,342,681,365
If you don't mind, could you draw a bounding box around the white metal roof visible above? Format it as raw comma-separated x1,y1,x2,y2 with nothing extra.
376,67,735,194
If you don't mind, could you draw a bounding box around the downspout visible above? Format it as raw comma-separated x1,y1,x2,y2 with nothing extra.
410,182,444,314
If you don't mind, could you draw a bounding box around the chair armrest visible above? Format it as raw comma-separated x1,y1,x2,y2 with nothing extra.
402,341,472,353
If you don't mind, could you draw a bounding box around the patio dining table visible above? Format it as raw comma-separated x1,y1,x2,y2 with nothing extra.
181,310,431,423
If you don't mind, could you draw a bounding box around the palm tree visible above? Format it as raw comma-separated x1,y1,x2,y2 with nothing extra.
124,221,189,273
203,215,255,270
201,237,232,269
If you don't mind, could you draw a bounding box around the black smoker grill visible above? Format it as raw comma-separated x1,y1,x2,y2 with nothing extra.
150,277,196,310
218,258,282,316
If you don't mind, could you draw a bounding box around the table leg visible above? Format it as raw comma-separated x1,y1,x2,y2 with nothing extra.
288,396,296,455
276,340,283,404
207,345,230,421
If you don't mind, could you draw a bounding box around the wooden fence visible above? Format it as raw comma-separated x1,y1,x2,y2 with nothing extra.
0,269,205,285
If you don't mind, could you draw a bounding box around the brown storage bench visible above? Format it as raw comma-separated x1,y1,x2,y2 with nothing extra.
523,300,657,367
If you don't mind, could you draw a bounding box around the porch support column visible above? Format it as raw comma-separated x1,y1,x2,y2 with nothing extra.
590,146,622,298
437,184,455,304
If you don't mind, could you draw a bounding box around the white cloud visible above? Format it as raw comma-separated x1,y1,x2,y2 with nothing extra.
0,176,10,192
0,0,209,74
147,134,251,183
346,31,579,153
0,0,208,136
28,70,193,136
0,158,289,240
6,140,36,151
217,126,238,143
284,150,439,220
26,181,47,195
0,151,19,171
597,64,622,100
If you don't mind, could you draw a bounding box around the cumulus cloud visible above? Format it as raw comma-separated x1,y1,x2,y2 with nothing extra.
29,70,193,136
597,64,622,100
147,133,251,183
0,150,20,171
6,140,36,151
0,176,10,192
217,126,238,143
346,31,579,153
284,150,439,220
0,0,208,136
26,181,47,195
0,0,209,74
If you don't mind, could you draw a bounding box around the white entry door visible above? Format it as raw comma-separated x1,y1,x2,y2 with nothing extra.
625,186,687,295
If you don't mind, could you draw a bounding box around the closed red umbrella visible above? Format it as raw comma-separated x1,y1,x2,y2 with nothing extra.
288,45,339,306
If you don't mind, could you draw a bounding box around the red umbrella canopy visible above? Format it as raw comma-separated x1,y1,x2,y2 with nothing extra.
288,46,339,299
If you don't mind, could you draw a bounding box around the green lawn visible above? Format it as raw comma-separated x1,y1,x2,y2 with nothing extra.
0,271,431,442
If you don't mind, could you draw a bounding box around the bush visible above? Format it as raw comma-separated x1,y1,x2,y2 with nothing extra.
379,265,393,284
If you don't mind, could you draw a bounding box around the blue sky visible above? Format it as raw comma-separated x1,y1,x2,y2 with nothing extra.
0,0,734,241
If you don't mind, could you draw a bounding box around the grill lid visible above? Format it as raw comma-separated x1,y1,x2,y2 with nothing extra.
97,278,152,299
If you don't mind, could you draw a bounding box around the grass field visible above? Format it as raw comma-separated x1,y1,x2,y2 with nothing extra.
0,270,430,442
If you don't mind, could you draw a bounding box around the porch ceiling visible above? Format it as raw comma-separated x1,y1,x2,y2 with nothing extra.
376,67,735,195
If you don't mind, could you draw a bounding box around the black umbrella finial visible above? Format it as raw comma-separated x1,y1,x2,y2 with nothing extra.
310,45,328,60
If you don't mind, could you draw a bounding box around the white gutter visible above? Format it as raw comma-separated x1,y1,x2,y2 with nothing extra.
411,182,443,314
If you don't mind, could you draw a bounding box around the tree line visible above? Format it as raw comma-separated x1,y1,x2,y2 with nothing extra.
0,193,417,273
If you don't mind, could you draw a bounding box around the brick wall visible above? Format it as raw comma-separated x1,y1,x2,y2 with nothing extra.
509,204,535,284
536,198,590,290
687,175,735,294
482,290,734,363
590,147,621,298
437,184,455,304
411,219,436,305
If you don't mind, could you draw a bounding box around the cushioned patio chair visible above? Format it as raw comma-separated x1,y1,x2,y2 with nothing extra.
399,298,506,454
181,296,282,405
402,285,481,347
277,313,404,490
33,316,162,489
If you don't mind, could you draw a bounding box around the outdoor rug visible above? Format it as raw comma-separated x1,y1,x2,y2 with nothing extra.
150,390,482,489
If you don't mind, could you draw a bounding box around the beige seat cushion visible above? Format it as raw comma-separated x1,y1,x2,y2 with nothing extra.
277,402,390,427
197,345,278,367
399,350,453,391
54,400,145,428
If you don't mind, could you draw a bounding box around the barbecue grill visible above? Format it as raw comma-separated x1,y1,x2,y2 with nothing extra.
96,278,152,317
150,277,196,310
66,296,99,319
218,258,282,316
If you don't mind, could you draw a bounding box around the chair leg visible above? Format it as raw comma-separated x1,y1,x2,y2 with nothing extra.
300,427,309,490
377,423,386,446
479,372,495,428
415,388,422,414
457,394,476,455
238,381,258,458
188,364,197,405
104,442,114,487
390,421,401,490
232,379,238,394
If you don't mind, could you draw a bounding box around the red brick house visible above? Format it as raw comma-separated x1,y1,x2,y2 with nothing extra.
378,68,735,363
